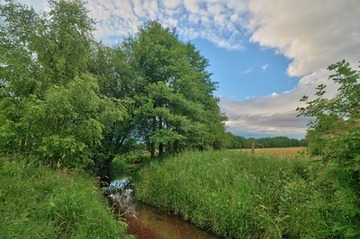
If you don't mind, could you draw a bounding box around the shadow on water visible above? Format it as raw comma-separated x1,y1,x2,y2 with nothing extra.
107,178,219,239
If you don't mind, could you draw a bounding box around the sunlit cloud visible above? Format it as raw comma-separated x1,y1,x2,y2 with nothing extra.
247,0,360,77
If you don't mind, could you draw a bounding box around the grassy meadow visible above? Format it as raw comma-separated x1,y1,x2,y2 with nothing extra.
135,150,360,238
0,158,132,239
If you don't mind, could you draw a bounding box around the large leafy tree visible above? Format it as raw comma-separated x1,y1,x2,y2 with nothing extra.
0,0,125,170
124,21,227,157
297,60,360,192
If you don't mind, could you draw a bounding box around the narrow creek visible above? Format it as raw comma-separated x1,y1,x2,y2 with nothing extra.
107,178,220,239
125,203,219,239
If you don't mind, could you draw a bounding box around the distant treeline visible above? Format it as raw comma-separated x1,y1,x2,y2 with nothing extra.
226,133,307,149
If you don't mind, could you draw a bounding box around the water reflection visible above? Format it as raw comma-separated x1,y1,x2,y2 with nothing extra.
126,203,219,239
108,179,219,239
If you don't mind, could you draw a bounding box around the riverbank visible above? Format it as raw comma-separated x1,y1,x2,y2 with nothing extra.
135,150,360,238
0,157,131,239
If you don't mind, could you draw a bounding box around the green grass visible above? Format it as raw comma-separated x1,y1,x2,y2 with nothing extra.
0,157,132,239
135,151,360,238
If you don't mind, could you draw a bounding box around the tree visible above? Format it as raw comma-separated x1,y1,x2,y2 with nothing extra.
297,60,360,192
0,0,125,170
88,43,135,175
124,21,227,157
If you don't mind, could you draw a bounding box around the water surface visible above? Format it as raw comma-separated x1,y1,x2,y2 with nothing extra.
125,203,219,239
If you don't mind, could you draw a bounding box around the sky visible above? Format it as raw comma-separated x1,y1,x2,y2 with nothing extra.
8,0,360,139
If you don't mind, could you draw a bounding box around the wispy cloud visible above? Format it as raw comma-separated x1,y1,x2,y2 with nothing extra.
243,67,253,74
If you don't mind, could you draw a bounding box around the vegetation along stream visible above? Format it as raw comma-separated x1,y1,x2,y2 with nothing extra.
108,179,219,239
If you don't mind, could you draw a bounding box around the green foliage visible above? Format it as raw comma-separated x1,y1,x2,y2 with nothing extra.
297,60,360,193
109,150,149,179
0,157,131,239
135,151,360,238
0,1,227,173
0,1,128,171
123,21,227,157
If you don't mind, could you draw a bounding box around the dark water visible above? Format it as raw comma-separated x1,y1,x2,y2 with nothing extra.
108,179,218,239
124,203,219,239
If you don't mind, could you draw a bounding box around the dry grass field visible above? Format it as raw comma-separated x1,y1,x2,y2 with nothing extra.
236,147,306,158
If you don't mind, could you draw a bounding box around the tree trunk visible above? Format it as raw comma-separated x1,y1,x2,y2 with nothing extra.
159,143,164,157
150,142,155,158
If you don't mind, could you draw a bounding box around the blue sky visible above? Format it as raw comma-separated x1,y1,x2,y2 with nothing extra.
193,39,299,100
12,0,360,139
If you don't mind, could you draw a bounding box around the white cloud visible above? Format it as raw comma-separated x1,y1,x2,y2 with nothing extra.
184,0,200,13
163,0,182,9
243,67,253,74
227,0,249,13
12,0,49,12
247,0,360,77
148,0,159,20
15,0,249,51
220,68,339,138
220,92,308,138
220,0,360,138
261,64,268,71
88,0,248,50
133,0,145,18
207,3,225,15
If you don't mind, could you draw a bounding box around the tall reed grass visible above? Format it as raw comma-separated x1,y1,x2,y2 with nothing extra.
135,151,359,238
0,157,132,239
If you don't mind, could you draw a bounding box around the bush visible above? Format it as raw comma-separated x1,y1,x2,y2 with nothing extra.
0,157,132,239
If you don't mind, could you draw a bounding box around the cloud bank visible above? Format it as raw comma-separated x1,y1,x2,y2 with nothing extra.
247,0,360,77
223,0,359,138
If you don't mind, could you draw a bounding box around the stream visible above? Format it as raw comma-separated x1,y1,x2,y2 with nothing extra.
125,203,219,239
107,179,219,239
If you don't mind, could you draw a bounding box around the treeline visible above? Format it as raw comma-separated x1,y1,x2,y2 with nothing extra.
0,0,227,175
226,133,307,149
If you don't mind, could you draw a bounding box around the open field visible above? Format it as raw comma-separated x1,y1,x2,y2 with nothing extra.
235,147,306,158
